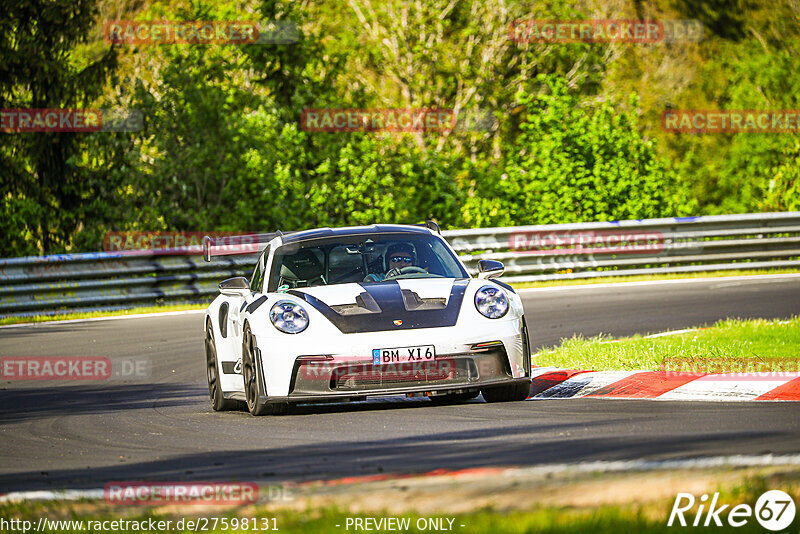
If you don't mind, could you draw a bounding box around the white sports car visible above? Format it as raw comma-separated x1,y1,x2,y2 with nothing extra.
203,223,532,415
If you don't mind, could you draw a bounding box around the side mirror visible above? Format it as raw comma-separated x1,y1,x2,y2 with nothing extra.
219,277,250,297
477,259,504,280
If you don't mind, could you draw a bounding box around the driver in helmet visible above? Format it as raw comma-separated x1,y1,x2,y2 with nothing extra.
364,242,418,282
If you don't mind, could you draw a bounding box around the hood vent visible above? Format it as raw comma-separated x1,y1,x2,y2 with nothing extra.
401,289,446,310
289,279,469,334
330,291,382,316
329,289,446,315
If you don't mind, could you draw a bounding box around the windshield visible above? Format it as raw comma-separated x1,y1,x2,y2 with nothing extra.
267,233,468,291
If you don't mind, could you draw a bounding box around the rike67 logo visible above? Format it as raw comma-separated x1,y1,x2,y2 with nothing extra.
668,490,796,531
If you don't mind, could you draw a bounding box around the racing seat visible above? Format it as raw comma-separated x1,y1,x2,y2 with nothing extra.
279,249,326,287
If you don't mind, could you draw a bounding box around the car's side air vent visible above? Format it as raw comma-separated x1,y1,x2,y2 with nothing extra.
219,302,229,338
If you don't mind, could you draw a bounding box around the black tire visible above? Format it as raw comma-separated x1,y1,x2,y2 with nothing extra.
429,391,481,405
242,324,289,416
205,321,243,411
481,381,532,403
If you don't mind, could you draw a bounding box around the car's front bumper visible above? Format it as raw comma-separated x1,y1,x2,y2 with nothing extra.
229,343,530,405
289,345,514,396
249,313,530,397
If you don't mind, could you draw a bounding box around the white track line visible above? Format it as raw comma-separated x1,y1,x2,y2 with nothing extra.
0,489,104,503
499,455,800,479
0,309,206,329
644,329,698,338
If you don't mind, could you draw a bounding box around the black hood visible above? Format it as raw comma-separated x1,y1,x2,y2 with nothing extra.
288,279,469,334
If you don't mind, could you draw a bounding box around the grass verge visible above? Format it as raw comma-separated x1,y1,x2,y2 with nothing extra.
1,467,797,533
0,505,707,534
533,316,800,371
0,303,207,326
510,268,799,288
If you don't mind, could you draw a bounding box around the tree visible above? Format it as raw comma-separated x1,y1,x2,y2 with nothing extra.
0,0,117,256
463,75,693,227
761,141,800,212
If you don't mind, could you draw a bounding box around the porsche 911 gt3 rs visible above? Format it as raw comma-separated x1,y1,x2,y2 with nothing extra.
203,223,532,415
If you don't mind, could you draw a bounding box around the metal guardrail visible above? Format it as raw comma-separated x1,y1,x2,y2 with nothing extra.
1,212,799,317
0,252,258,316
448,212,800,283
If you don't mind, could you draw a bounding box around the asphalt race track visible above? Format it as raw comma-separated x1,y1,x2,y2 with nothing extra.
1,275,799,493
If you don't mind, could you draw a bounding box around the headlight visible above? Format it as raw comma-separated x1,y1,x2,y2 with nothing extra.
474,285,508,319
269,300,309,334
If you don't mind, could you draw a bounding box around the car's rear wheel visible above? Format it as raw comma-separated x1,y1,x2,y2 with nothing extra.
481,381,532,403
205,321,242,411
242,324,289,416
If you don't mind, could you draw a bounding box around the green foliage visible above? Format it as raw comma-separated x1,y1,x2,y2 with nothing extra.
0,0,117,256
2,0,798,257
463,76,693,227
104,0,465,236
761,140,800,211
303,136,464,228
654,3,800,215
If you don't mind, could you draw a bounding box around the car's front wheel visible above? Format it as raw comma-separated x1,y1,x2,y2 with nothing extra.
242,324,289,416
481,381,532,403
205,320,243,412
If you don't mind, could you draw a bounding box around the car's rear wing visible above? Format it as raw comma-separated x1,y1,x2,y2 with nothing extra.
413,220,441,233
203,222,440,261
203,232,280,262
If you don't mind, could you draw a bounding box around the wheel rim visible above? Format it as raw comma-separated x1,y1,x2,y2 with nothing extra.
243,330,258,411
205,328,219,402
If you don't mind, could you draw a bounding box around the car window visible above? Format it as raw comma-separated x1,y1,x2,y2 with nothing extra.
267,233,468,291
273,247,326,289
250,246,269,293
428,237,463,276
328,245,366,284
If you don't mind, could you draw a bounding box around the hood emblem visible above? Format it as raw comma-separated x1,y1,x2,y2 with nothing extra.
393,320,403,326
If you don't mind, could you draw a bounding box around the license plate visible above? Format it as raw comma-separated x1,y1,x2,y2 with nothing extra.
372,345,436,365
